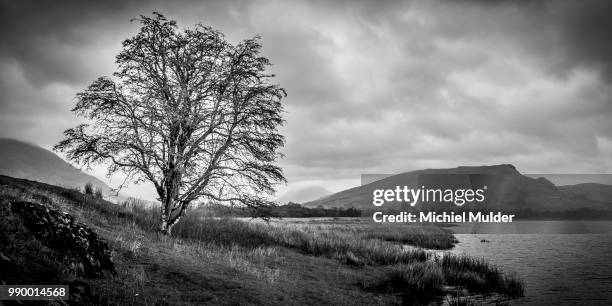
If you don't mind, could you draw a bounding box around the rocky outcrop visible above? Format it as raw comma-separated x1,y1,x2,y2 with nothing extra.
8,201,116,278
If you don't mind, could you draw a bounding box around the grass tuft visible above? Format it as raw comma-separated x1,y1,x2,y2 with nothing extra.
437,252,524,297
365,262,444,304
84,182,94,195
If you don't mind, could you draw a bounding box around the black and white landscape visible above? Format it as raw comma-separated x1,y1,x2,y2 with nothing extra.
1,0,611,305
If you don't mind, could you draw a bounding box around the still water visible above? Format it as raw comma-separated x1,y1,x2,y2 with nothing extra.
447,221,612,305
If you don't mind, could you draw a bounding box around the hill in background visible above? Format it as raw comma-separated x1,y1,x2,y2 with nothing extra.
276,185,332,204
0,138,109,194
304,164,612,212
559,183,612,203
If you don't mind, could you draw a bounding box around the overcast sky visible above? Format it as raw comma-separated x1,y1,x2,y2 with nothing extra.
1,0,611,200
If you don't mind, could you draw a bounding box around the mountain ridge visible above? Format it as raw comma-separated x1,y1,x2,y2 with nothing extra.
0,138,110,193
276,185,332,204
304,164,612,212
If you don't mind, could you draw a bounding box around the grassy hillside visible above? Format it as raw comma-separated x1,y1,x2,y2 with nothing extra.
0,175,523,305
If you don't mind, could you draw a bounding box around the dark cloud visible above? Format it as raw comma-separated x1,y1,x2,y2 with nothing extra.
0,0,132,86
444,0,612,81
552,1,612,80
0,0,250,86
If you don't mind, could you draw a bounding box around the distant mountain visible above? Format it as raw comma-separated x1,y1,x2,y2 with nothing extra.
276,185,332,204
558,183,612,203
0,138,110,193
304,164,611,212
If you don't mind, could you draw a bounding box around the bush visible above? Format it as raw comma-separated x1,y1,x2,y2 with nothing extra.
84,182,94,195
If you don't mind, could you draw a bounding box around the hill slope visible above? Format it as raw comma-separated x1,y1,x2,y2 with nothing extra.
276,185,332,204
558,183,612,203
305,164,611,212
0,138,109,193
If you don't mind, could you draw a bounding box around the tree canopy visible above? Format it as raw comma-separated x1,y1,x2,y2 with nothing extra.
55,13,286,234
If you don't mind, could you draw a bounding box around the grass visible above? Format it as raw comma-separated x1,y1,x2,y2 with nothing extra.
361,253,523,304
364,262,445,303
84,182,94,195
264,217,458,250
121,204,430,266
437,253,524,297
0,175,524,305
362,224,457,249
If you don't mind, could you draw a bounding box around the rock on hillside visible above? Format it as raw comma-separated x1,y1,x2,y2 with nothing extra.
7,200,116,278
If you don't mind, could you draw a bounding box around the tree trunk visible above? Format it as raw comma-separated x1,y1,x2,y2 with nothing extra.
160,208,171,235
160,165,181,235
159,198,173,235
159,199,186,235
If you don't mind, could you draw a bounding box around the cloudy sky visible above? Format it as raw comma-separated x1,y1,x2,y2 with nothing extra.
1,0,611,201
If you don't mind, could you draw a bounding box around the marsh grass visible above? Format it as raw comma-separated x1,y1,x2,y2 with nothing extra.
444,295,480,306
121,204,430,266
437,253,524,297
366,262,444,300
363,225,458,249
367,254,523,304
274,219,458,250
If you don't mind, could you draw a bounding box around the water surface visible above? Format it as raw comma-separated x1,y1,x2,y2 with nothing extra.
446,221,612,305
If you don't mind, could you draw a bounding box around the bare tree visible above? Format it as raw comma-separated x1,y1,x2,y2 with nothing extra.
55,13,286,234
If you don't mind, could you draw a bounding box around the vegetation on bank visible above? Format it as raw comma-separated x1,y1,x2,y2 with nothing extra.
120,202,430,266
0,175,523,305
206,202,363,218
364,262,445,303
438,253,523,297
